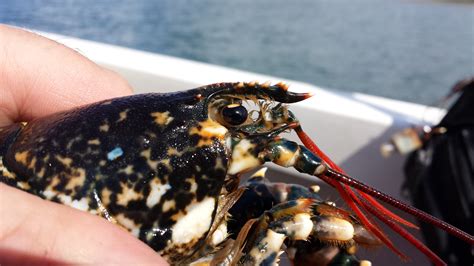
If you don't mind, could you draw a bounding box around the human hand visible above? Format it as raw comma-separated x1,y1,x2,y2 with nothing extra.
0,25,168,265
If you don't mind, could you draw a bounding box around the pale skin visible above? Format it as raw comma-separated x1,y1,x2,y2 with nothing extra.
0,25,168,265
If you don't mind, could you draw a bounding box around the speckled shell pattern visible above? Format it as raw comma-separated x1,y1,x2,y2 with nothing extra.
0,85,234,261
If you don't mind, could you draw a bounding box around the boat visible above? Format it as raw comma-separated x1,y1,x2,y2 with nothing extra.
36,30,445,265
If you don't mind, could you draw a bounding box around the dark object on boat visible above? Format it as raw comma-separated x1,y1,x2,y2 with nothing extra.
404,77,474,266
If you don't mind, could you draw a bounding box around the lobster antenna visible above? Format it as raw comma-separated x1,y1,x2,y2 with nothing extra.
324,168,474,244
295,126,448,264
356,193,446,266
295,126,418,228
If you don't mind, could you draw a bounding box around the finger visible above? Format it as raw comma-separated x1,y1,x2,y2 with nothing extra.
0,25,133,126
0,184,168,265
0,25,165,264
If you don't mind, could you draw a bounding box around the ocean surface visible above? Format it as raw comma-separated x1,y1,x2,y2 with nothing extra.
1,0,472,105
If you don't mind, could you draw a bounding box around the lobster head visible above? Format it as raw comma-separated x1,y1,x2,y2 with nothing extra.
192,82,313,176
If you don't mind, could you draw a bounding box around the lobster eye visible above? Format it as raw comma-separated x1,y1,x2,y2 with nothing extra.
222,104,248,126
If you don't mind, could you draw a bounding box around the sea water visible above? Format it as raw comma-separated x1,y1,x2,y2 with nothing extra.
1,0,472,105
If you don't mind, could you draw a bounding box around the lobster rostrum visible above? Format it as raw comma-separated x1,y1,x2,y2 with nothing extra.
0,82,473,265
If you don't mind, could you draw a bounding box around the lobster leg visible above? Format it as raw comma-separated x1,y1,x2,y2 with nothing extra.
238,198,369,266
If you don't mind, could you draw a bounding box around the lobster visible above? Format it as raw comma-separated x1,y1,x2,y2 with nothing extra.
1,82,473,265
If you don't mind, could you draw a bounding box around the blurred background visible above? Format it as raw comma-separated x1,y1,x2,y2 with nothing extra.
1,0,472,105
